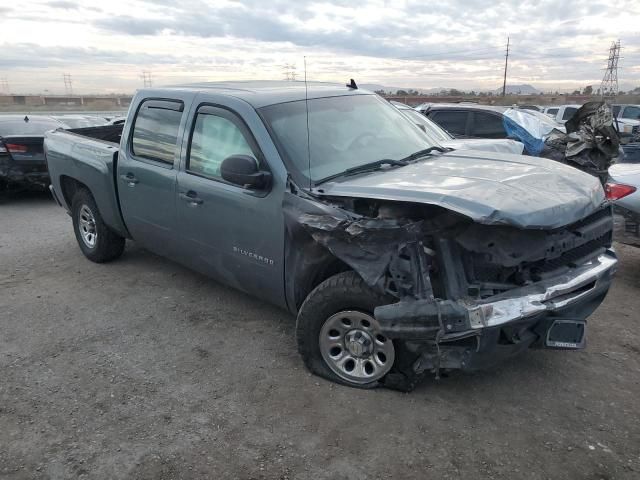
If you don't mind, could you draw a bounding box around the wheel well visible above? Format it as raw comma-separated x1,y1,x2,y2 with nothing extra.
60,176,90,208
296,258,352,310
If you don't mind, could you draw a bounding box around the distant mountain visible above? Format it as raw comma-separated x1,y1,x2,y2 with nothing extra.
493,84,541,95
360,84,446,94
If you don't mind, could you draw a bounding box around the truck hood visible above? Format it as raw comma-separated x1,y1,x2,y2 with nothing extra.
316,150,605,229
441,138,524,155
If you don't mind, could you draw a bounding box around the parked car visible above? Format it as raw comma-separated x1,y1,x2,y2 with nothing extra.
419,102,619,182
391,102,524,155
542,105,581,124
611,104,640,139
0,115,67,191
45,82,616,390
518,105,543,112
607,160,640,246
52,115,109,129
416,103,563,142
108,116,126,125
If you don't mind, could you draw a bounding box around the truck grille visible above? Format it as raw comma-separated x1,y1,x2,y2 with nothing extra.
463,208,613,295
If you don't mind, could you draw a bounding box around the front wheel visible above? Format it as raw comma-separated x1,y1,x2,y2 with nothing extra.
296,271,400,388
71,188,125,263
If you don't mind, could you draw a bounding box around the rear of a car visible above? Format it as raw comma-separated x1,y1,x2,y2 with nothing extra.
0,116,65,190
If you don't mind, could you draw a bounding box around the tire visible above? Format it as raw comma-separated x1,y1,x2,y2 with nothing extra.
71,188,125,263
296,271,422,390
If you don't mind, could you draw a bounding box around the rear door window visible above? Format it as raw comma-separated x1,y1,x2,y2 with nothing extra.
470,112,507,138
428,110,469,136
546,108,559,116
562,107,578,121
131,99,184,165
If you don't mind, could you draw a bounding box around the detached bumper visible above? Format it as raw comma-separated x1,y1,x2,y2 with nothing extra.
375,250,617,373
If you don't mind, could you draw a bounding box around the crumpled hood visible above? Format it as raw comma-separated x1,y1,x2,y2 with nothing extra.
316,150,605,229
441,138,524,155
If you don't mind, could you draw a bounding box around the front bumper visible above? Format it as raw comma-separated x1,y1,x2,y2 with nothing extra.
467,250,616,329
376,250,617,373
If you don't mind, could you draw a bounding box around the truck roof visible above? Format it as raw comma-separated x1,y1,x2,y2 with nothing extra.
147,80,371,108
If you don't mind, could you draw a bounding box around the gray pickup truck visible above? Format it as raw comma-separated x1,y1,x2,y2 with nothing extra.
44,81,617,390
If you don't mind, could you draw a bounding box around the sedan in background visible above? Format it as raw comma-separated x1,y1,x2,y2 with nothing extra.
392,102,524,155
0,115,66,191
51,115,108,129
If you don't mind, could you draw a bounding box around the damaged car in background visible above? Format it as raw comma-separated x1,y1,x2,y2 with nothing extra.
44,81,617,391
420,102,620,184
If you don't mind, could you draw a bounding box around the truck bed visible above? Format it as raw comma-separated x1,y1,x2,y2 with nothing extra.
44,125,129,238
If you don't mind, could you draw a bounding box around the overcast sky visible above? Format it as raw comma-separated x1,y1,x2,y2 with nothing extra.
1,0,639,94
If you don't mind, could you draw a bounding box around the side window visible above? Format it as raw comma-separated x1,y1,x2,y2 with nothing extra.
429,111,468,136
612,105,621,117
546,108,558,116
131,100,184,164
188,108,254,181
562,107,578,121
470,112,506,138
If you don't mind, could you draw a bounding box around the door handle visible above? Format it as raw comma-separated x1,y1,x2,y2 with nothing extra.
120,173,139,187
179,191,204,206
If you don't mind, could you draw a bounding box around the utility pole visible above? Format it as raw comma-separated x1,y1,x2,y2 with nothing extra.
283,64,297,81
63,73,73,95
141,71,153,88
502,36,510,97
600,40,621,98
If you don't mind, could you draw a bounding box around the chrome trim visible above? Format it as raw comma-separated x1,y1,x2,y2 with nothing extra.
468,251,617,328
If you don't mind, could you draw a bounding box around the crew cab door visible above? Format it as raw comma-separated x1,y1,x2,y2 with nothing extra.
117,96,190,257
175,102,284,305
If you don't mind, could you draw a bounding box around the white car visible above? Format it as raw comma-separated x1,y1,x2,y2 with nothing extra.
392,102,524,155
542,105,581,124
608,161,640,246
611,104,640,138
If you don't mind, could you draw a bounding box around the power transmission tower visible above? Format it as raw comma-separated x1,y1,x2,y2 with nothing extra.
600,40,621,98
0,78,9,94
502,36,510,97
141,71,153,88
283,64,297,81
63,73,73,95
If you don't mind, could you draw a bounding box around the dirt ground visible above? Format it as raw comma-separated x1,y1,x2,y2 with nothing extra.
1,192,639,480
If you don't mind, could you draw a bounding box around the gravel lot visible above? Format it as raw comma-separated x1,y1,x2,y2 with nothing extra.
1,192,640,480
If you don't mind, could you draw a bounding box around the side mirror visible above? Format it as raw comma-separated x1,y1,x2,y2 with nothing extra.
220,154,271,190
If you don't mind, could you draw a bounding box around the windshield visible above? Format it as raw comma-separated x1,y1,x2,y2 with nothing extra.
398,109,452,142
260,94,435,184
0,117,64,136
622,106,640,120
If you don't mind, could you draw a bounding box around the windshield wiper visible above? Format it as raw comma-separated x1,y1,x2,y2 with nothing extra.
316,159,408,184
401,145,448,162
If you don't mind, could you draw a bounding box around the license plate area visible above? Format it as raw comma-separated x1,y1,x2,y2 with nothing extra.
545,319,586,349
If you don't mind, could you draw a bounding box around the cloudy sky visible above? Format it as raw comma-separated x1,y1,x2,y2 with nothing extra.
1,0,639,94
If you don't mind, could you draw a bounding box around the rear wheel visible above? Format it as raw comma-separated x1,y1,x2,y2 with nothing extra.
71,188,125,263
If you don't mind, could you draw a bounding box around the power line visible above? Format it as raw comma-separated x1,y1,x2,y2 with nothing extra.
600,40,620,97
502,36,510,97
63,73,73,95
283,63,297,81
141,71,153,87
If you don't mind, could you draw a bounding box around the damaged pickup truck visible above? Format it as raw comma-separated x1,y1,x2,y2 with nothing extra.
44,81,617,390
